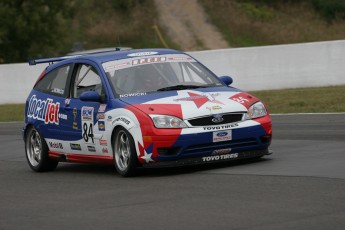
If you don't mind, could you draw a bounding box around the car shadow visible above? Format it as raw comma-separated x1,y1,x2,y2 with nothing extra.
138,157,272,177
54,157,272,178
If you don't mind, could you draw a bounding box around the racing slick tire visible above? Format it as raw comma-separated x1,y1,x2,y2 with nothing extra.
113,127,139,177
25,126,58,172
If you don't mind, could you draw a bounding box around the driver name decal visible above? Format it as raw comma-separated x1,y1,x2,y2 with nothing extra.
119,92,146,98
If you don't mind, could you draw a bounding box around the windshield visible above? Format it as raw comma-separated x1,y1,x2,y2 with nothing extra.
103,54,223,96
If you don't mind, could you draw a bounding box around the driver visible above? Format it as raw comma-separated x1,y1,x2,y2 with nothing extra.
136,66,165,91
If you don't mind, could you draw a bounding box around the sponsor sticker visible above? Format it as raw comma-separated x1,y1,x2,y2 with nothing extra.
87,146,96,152
231,96,250,104
97,113,105,120
98,121,105,131
206,105,222,112
27,95,60,125
52,88,64,95
70,143,81,151
229,93,256,109
65,98,71,105
105,62,130,71
113,117,130,125
59,113,67,120
72,107,78,129
49,142,63,149
102,147,108,154
202,153,238,162
132,57,166,65
82,107,93,120
99,139,107,146
127,52,158,57
98,104,106,113
203,123,238,131
168,57,193,61
213,130,232,142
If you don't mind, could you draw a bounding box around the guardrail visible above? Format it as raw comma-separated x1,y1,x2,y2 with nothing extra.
1,40,344,104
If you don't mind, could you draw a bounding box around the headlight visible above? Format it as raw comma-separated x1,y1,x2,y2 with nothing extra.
149,115,188,128
246,101,267,119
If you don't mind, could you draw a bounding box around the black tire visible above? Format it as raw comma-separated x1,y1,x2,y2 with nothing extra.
113,127,139,177
25,126,58,172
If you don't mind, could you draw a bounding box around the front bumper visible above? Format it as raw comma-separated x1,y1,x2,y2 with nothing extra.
143,148,272,168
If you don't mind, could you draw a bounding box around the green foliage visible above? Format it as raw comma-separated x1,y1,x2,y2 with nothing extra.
111,0,141,11
0,0,73,63
240,0,345,20
311,0,345,20
200,0,345,48
0,0,169,63
240,2,275,21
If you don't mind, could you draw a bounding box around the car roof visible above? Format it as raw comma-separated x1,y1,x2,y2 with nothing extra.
85,48,184,62
44,48,187,72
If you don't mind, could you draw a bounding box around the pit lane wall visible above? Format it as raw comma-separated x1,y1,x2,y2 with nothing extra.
1,40,344,104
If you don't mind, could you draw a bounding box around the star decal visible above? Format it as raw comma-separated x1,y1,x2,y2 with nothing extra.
174,92,224,108
138,143,154,163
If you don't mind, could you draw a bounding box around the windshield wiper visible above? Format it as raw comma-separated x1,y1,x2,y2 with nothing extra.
157,85,206,91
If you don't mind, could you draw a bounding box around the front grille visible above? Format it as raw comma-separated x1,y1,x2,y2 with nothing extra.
183,138,258,155
188,113,244,126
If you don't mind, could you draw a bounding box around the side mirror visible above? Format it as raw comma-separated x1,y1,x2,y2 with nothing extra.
219,76,233,86
80,91,101,102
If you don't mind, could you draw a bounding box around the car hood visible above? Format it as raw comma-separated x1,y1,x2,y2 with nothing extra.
119,87,260,119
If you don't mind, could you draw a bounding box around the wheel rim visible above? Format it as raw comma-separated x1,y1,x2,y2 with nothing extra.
26,130,42,167
115,130,131,171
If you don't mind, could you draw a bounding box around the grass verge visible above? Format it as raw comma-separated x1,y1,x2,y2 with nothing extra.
0,85,344,122
250,85,345,114
0,104,25,122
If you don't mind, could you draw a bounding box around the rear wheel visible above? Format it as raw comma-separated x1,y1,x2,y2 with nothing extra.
113,128,138,177
25,126,58,172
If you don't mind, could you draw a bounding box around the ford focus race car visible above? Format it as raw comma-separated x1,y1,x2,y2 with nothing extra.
23,49,272,176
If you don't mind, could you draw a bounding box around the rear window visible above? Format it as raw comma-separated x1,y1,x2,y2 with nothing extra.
34,65,71,97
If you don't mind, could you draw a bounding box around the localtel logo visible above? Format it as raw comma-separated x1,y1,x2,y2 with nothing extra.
27,95,60,124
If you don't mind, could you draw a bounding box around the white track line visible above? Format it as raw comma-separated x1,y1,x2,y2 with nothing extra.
271,112,345,116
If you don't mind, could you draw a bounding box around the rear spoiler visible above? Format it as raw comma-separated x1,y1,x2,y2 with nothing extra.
28,55,81,65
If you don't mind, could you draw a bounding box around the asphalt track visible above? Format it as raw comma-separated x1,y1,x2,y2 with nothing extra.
0,114,344,230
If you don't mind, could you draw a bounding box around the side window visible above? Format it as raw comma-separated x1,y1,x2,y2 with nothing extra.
34,65,71,97
72,64,104,98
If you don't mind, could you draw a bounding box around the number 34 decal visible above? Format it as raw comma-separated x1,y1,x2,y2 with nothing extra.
83,122,94,144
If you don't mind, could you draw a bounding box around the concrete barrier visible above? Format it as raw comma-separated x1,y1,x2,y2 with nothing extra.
0,63,45,104
188,40,345,91
1,40,344,104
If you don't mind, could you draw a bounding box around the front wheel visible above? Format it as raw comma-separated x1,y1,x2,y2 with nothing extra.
25,126,58,172
113,127,139,177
